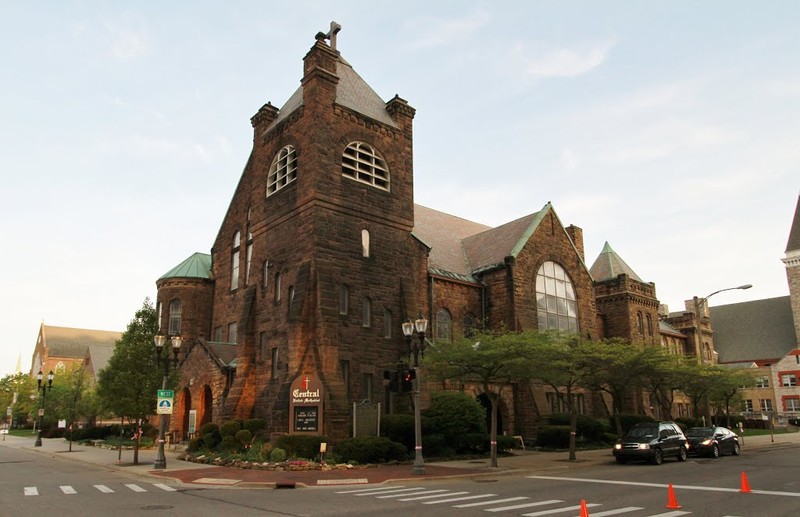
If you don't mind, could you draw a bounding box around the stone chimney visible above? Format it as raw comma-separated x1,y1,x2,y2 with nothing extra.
566,224,584,262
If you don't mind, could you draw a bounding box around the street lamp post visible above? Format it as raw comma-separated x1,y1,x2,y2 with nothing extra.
153,334,182,470
401,316,428,475
33,370,54,447
693,283,751,424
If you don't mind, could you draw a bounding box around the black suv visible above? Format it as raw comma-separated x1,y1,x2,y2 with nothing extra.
613,422,688,465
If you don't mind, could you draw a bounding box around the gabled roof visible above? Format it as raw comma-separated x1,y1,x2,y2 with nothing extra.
203,340,238,369
41,325,120,359
659,320,685,338
412,204,491,278
267,53,398,132
463,206,549,274
786,194,800,253
84,343,115,378
709,296,797,363
589,242,643,282
159,253,212,280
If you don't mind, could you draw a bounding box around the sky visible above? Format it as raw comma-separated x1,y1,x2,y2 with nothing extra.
2,1,799,377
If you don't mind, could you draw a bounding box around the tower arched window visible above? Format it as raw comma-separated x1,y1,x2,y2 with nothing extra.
637,312,644,335
169,299,182,335
342,141,390,191
267,145,297,196
535,261,578,331
231,231,241,291
361,229,370,258
436,308,452,342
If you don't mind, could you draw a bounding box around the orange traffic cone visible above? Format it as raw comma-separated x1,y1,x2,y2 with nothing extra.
740,471,752,493
666,484,682,509
579,499,590,517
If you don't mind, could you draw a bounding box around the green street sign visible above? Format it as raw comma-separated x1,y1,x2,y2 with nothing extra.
158,390,174,398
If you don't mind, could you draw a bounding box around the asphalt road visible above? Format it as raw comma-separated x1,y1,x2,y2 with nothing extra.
2,438,799,516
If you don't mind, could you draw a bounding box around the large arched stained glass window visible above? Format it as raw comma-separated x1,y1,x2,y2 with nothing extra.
536,261,578,332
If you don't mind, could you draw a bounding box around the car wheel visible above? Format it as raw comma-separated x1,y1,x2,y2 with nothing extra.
615,456,627,464
677,446,688,462
732,442,741,456
651,448,664,465
711,444,719,458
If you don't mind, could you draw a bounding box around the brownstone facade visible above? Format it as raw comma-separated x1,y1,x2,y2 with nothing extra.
155,32,679,441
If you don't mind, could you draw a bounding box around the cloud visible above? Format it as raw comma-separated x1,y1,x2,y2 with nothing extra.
406,9,490,49
515,39,615,77
103,22,148,59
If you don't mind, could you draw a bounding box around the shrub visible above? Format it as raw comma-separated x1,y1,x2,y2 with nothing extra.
419,433,450,458
536,425,571,449
244,418,266,434
220,435,240,452
380,414,415,451
424,391,486,441
269,447,287,462
234,429,253,448
187,437,203,452
548,413,607,443
452,432,486,454
275,434,329,459
496,434,518,451
219,420,242,437
612,414,655,435
202,430,221,449
198,422,219,437
334,436,407,464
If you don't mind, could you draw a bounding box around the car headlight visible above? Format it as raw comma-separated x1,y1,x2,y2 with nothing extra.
638,443,650,450
701,439,712,446
614,444,622,450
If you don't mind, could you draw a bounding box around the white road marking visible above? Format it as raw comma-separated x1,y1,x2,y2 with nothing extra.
527,475,800,497
60,486,77,494
422,493,497,504
24,487,38,496
485,499,564,512
336,485,405,494
94,485,114,493
642,512,691,517
455,496,530,508
521,503,600,516
398,491,470,501
377,489,448,498
354,487,423,496
573,508,643,517
153,483,176,492
125,483,147,492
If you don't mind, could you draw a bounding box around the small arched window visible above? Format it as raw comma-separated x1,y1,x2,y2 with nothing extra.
169,299,182,335
436,308,452,342
287,286,295,313
231,231,241,291
646,314,653,336
383,308,392,339
267,145,297,196
338,285,349,315
361,229,370,258
637,312,644,335
342,141,390,191
362,297,371,327
463,313,476,338
274,272,282,302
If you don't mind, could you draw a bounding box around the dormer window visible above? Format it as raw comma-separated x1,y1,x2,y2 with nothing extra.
342,141,389,191
267,145,297,196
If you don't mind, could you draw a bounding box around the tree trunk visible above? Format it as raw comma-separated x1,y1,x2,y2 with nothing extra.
489,393,498,468
568,391,577,462
133,418,140,465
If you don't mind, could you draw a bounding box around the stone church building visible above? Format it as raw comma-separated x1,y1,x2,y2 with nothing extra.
155,29,679,441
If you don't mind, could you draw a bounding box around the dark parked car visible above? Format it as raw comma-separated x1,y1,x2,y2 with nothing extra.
613,422,688,465
685,426,740,458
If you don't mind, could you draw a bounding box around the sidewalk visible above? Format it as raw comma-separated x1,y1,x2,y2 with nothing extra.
2,429,798,489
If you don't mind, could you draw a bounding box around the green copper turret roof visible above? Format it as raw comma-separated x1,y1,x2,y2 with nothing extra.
159,252,212,280
589,241,643,282
786,194,800,253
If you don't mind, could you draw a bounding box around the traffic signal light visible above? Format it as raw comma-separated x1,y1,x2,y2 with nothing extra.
401,369,416,393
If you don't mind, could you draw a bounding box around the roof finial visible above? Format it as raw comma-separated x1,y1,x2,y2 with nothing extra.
326,21,342,52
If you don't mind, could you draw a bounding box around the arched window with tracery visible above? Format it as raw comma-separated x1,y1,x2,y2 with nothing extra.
436,308,452,342
535,261,578,331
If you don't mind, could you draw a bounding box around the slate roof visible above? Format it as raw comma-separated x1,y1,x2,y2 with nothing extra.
412,204,491,278
463,208,549,274
159,253,212,280
267,52,398,132
659,320,685,338
709,296,797,363
42,325,120,359
84,343,116,377
786,194,800,253
204,341,239,368
589,242,643,282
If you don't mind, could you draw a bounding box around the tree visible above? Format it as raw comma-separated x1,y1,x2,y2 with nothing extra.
46,366,96,450
425,329,545,467
706,367,753,427
641,352,685,420
97,299,162,464
0,372,31,428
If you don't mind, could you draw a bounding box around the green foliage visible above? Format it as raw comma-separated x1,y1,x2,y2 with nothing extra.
424,391,486,439
198,422,219,436
244,418,266,434
420,433,452,457
220,435,240,451
614,414,656,434
380,413,415,450
547,413,607,442
275,434,329,459
202,430,221,449
334,436,407,464
219,420,242,437
496,434,518,451
269,447,287,462
187,437,203,452
97,299,163,428
234,429,253,447
536,425,571,449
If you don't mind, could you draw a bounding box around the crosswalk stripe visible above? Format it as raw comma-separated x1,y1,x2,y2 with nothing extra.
153,483,177,492
522,504,600,517
60,486,77,495
24,487,38,496
398,491,470,501
94,485,115,493
355,487,422,496
337,485,407,494
423,493,497,504
125,484,147,493
455,496,529,508
486,499,564,512
377,489,448,498
643,512,691,517
573,508,642,517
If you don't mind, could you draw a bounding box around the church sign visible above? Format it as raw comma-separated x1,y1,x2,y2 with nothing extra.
289,374,323,434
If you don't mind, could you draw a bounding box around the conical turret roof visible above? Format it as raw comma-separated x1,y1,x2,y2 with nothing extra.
589,242,643,282
786,194,800,253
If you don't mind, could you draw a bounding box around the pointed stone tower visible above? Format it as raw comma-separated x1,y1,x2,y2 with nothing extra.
782,193,800,346
590,242,660,346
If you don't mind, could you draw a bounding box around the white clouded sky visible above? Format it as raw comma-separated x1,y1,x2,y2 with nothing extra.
2,1,799,376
